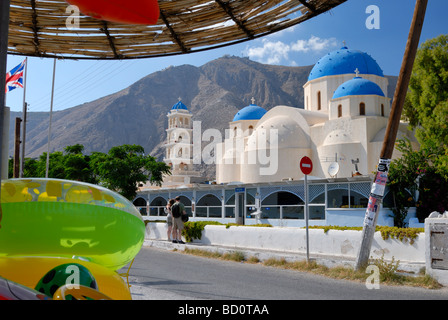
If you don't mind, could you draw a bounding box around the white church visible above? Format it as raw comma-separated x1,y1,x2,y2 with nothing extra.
215,45,417,183
136,46,419,227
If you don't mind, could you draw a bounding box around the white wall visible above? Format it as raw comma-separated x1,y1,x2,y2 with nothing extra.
145,222,425,266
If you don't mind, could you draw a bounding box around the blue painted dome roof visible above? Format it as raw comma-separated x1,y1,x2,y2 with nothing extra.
332,77,385,99
171,100,188,110
308,47,384,81
233,104,267,122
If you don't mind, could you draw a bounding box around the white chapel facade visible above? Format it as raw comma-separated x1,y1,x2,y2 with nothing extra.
215,46,418,183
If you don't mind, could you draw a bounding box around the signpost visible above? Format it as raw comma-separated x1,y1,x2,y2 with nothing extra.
300,156,313,263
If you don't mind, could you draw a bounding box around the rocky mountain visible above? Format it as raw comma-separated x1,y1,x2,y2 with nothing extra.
8,55,398,176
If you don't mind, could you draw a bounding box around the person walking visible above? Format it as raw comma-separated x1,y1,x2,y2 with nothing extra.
171,196,186,244
165,199,175,241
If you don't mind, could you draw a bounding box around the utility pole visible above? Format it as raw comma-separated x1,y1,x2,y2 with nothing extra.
13,117,22,178
20,102,28,177
355,0,428,270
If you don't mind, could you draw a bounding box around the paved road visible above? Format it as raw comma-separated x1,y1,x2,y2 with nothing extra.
123,246,448,301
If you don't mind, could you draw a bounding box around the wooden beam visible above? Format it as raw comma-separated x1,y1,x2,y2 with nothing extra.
14,117,22,178
0,0,11,227
297,0,316,13
100,21,122,59
355,0,428,270
159,10,190,54
215,0,254,39
30,0,41,56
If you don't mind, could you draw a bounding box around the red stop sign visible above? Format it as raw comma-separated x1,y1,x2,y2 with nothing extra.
300,156,313,175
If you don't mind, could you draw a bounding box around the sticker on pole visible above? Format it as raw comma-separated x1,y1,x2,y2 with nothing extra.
300,156,313,175
370,158,391,199
363,197,379,227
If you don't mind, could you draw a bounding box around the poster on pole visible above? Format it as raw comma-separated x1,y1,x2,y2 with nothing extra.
363,158,391,227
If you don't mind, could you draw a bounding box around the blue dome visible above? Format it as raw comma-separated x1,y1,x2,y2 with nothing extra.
308,47,384,81
171,101,188,110
233,104,267,122
332,77,385,99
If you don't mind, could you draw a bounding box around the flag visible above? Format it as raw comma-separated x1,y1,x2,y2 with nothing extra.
5,60,26,93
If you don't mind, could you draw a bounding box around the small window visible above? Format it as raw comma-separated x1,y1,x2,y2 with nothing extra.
338,104,342,118
381,104,385,117
317,91,321,110
359,102,365,116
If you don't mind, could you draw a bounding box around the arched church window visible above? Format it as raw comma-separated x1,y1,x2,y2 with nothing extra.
359,103,365,116
248,125,254,135
381,104,385,117
317,91,321,110
338,105,342,118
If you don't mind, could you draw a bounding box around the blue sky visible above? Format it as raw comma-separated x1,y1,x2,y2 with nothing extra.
5,0,448,113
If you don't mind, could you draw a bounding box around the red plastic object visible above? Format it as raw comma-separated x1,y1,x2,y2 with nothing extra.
0,276,50,300
65,0,160,25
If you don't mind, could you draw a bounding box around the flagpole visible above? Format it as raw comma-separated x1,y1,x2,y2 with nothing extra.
20,57,27,178
45,58,56,178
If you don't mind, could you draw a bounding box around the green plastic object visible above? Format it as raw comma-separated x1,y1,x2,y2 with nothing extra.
0,178,145,270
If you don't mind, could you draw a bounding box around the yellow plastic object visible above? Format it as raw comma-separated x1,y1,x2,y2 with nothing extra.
0,178,145,270
0,257,132,300
53,285,113,300
118,258,135,288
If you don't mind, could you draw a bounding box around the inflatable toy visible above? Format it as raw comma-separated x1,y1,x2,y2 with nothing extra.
53,284,112,300
35,263,98,299
0,178,145,271
65,0,160,25
0,276,50,300
0,256,132,300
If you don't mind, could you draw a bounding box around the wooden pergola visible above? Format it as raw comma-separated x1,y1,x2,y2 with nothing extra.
6,0,347,60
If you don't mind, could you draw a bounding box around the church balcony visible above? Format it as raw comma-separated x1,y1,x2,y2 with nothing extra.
164,141,193,147
166,125,193,130
170,170,201,176
163,157,193,163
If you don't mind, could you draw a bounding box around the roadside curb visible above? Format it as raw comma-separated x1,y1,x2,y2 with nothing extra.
142,239,425,274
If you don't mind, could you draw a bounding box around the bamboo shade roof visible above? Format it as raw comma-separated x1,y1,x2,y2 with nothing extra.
7,0,347,60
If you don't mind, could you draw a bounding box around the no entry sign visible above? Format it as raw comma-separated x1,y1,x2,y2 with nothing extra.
300,156,313,175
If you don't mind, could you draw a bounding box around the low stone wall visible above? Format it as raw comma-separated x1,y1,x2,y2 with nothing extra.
145,221,426,268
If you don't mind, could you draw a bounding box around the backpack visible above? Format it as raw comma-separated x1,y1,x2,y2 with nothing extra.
171,203,181,218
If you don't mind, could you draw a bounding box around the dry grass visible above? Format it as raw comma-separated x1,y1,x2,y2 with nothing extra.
182,248,442,289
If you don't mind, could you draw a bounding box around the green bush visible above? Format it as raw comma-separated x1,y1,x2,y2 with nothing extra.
307,225,424,244
181,221,272,242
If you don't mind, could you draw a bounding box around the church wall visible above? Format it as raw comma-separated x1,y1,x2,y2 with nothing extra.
240,147,312,183
304,73,388,113
317,142,366,178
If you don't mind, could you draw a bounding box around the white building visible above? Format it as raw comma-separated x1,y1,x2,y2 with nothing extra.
135,47,420,227
216,46,418,184
162,100,201,186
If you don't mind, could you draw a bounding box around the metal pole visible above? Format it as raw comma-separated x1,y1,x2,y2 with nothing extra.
305,173,309,263
355,0,428,270
45,58,57,178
